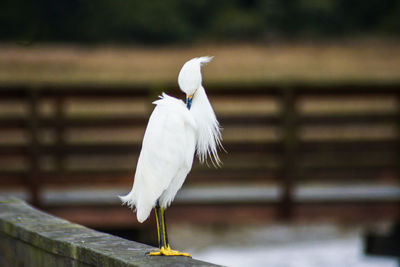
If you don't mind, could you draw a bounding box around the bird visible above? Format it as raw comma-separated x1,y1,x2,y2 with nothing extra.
119,56,222,257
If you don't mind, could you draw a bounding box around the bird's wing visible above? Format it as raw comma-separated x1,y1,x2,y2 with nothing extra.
128,93,196,222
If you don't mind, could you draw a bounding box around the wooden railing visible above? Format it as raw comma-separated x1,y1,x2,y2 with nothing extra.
0,197,216,266
0,84,399,225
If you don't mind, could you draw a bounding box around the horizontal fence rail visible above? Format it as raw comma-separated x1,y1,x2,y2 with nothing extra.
0,84,399,225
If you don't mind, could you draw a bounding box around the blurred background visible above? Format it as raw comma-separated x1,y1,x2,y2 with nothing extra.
0,0,399,266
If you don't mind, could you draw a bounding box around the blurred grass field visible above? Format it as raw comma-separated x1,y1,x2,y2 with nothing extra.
0,40,399,86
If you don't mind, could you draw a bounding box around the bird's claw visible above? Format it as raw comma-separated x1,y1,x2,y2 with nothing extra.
148,246,191,257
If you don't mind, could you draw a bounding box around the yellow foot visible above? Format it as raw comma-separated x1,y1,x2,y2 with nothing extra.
148,246,191,257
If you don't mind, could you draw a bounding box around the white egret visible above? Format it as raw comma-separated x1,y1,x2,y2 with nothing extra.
119,56,222,256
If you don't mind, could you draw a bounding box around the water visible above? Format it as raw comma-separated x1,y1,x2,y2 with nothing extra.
169,224,398,267
193,238,397,267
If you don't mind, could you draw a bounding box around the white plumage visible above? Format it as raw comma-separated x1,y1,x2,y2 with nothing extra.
120,56,222,223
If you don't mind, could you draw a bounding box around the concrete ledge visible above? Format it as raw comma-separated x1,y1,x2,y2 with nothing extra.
0,197,218,267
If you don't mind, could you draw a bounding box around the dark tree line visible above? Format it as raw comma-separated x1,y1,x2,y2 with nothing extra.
1,0,399,44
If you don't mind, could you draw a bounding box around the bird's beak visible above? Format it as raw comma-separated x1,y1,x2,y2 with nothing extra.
186,94,193,110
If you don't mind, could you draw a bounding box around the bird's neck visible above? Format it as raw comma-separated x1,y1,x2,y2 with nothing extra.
189,86,222,166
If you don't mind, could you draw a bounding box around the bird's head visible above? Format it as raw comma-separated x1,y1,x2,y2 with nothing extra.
178,56,213,108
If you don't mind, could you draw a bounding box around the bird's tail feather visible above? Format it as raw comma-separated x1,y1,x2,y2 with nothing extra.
119,191,135,210
119,184,159,223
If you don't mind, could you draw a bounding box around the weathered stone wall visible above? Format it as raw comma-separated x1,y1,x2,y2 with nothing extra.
0,197,218,267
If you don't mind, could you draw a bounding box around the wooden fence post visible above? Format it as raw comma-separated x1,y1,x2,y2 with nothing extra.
55,95,66,173
397,93,400,216
280,86,297,220
27,87,41,207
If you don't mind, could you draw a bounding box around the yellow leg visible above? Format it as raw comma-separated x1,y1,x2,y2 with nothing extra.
154,208,161,248
148,203,191,257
